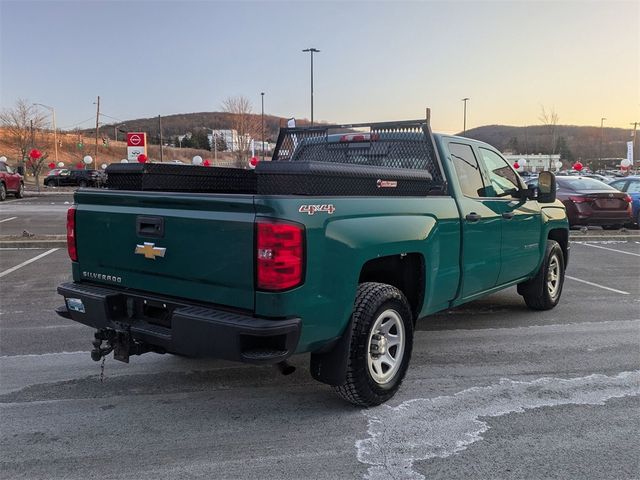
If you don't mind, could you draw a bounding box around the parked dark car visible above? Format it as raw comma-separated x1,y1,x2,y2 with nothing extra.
608,176,640,227
0,162,24,201
556,176,632,228
44,169,105,188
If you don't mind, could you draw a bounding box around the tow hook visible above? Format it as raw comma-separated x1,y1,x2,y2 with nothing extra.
90,329,153,363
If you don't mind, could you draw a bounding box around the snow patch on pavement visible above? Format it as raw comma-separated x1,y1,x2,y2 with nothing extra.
357,371,640,480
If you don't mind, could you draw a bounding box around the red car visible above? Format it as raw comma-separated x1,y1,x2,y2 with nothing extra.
0,162,24,201
556,176,632,228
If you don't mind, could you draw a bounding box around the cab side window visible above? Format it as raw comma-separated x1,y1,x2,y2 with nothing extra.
478,148,521,198
448,142,485,198
0,163,7,173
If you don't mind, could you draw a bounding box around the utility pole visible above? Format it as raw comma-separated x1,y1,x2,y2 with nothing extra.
94,96,100,165
302,48,320,125
599,117,606,163
261,92,265,161
158,115,163,162
462,98,469,134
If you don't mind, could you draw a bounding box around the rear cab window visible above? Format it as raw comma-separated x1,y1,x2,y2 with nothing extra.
448,142,485,198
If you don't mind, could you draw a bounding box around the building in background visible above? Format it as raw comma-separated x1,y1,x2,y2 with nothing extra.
504,154,561,171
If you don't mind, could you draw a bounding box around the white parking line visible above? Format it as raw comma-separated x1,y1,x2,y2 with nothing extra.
566,275,630,295
0,216,17,223
574,242,640,257
0,248,59,278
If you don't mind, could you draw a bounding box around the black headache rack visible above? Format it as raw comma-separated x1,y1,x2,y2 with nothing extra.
106,117,447,197
259,118,446,196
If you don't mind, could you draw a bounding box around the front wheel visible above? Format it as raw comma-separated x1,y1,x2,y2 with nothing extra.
518,240,565,310
15,182,24,198
333,282,414,407
0,183,6,201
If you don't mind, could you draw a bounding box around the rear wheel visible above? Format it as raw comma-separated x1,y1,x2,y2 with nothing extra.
79,180,88,188
0,183,6,201
518,240,565,310
333,282,414,407
15,182,24,198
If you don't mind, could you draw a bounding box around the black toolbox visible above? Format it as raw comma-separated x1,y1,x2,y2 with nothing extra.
106,163,257,193
255,160,436,196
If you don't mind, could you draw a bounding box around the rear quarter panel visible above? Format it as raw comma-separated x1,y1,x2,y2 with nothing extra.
254,196,461,352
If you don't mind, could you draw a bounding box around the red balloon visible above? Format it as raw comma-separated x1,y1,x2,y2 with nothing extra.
76,162,84,169
513,162,520,170
574,162,583,172
48,162,56,169
137,154,148,163
29,149,42,159
250,156,259,167
203,159,211,167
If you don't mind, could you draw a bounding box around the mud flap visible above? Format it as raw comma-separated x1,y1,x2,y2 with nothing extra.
309,318,353,386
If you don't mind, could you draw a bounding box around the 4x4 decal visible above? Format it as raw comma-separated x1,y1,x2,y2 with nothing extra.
299,204,336,216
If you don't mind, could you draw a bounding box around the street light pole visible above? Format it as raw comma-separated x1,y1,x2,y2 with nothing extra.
94,96,100,165
261,92,265,161
302,48,320,125
599,117,606,163
33,103,58,164
462,98,470,134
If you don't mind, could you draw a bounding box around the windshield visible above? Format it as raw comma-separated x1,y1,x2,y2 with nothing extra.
557,177,616,191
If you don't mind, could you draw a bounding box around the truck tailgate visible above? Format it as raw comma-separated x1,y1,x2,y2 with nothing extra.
74,190,256,310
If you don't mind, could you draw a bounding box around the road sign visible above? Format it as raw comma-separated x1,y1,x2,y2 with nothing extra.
127,132,146,147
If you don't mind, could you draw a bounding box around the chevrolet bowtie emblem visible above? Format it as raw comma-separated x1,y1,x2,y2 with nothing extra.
135,242,166,260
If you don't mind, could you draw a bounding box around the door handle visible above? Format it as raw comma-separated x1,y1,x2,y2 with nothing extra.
465,213,482,222
502,212,515,219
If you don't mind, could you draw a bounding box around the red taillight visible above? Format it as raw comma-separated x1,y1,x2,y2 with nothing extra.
569,196,590,203
623,194,632,203
256,220,304,291
67,206,77,261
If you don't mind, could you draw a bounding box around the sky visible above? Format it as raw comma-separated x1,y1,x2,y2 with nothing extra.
0,0,638,134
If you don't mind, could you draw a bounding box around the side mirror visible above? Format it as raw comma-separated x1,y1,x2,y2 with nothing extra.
537,171,556,203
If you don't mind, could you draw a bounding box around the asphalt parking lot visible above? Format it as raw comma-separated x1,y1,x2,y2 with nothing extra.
1,194,638,480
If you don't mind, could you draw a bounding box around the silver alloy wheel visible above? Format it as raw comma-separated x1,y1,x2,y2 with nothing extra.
367,309,405,385
547,254,561,300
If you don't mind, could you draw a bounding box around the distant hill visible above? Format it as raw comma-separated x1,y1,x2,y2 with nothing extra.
81,111,634,164
459,124,633,163
87,112,306,145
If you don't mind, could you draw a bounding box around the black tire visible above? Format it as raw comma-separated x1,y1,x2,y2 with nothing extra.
45,180,54,188
0,183,6,201
79,180,88,188
333,282,414,407
602,224,621,230
517,240,565,311
14,182,24,198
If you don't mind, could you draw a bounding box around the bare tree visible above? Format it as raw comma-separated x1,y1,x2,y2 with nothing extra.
0,99,48,167
538,105,559,159
221,96,259,166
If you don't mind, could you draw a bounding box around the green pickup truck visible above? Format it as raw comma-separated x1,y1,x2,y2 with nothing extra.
57,118,569,406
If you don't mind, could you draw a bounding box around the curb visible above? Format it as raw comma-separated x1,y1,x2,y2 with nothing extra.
0,240,67,248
